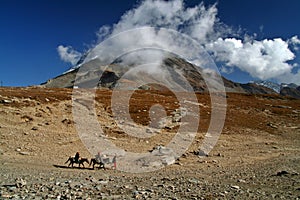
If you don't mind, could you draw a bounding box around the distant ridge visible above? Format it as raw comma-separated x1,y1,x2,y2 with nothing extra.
253,80,300,99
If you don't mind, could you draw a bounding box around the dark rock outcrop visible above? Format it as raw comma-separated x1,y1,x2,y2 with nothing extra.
280,86,300,99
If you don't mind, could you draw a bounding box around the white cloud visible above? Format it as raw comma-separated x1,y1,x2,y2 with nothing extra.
288,35,300,51
289,35,300,45
82,0,223,71
277,69,300,85
220,65,234,74
205,38,295,80
58,0,300,85
96,25,111,42
98,0,220,44
57,45,82,66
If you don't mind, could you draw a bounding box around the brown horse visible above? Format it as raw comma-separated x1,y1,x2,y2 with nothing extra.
65,157,89,168
89,158,105,169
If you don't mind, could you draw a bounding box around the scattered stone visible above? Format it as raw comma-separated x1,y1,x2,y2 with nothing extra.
123,185,131,189
1,194,11,198
188,178,199,184
8,186,16,192
194,150,208,157
267,122,278,129
276,170,289,176
231,185,240,190
21,115,33,122
171,108,187,123
216,153,223,157
162,156,175,166
0,99,12,104
175,161,183,166
19,151,30,155
98,180,109,184
219,192,225,197
146,128,153,134
275,170,298,176
35,112,42,117
275,105,292,109
15,178,26,188
62,118,73,125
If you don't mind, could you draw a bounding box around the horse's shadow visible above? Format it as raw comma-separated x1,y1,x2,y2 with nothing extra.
53,164,94,170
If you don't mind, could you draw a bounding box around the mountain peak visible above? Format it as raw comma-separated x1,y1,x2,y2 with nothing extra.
42,56,297,97
252,80,281,93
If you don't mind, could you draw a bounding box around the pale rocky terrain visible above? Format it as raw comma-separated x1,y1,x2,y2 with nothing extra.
0,87,300,199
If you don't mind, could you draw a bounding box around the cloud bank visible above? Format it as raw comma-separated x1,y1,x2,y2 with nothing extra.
109,0,220,43
83,0,223,71
205,38,295,80
58,0,300,84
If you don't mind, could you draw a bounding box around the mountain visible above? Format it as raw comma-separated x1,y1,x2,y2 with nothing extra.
252,81,281,93
280,85,300,99
42,56,277,95
281,83,299,89
252,80,300,99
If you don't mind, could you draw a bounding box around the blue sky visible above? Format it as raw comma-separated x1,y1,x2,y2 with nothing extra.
0,0,299,86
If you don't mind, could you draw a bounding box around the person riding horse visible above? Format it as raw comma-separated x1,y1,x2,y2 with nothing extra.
90,152,105,169
65,152,89,168
74,152,80,163
95,152,101,163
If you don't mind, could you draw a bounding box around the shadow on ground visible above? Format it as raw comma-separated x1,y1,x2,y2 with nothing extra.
53,165,94,170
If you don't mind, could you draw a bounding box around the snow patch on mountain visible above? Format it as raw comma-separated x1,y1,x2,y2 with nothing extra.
252,80,299,93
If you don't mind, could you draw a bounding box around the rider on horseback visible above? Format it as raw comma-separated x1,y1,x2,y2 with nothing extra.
74,152,80,163
95,152,102,163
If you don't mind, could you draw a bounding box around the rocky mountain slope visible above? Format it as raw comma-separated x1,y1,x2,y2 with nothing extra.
42,56,276,95
280,86,300,99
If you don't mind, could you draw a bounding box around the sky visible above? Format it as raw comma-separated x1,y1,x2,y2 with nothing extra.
0,0,300,87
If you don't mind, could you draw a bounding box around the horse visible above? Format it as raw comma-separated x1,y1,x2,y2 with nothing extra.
89,158,106,169
65,156,89,168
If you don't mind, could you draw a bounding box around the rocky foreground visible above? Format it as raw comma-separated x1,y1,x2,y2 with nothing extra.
1,157,299,199
0,87,300,199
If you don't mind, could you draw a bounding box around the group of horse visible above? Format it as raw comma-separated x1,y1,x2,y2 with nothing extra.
65,156,108,169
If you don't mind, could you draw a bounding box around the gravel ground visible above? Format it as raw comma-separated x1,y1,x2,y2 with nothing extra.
1,154,299,199
0,88,300,199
